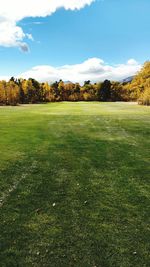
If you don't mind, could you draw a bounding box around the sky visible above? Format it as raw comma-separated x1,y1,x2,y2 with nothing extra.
0,0,150,83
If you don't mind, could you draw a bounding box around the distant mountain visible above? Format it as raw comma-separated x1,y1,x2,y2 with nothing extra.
121,76,134,83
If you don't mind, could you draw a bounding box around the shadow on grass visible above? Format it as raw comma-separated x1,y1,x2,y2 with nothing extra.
0,131,150,267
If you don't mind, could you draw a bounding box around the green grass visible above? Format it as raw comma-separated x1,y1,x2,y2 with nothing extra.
0,102,150,267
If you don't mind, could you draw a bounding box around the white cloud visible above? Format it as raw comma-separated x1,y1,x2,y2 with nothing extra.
127,59,138,65
0,19,27,49
0,75,10,81
0,0,95,50
18,58,141,83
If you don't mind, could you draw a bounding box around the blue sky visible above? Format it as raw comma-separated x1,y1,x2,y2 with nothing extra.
0,0,149,82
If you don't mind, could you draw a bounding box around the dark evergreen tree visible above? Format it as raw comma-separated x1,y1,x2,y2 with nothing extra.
98,80,111,101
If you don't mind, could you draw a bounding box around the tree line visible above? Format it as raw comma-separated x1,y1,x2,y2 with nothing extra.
124,61,150,105
0,62,149,106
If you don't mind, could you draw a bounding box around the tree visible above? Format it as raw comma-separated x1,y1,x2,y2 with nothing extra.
111,82,124,101
0,81,7,105
98,80,111,101
123,61,150,103
6,81,19,105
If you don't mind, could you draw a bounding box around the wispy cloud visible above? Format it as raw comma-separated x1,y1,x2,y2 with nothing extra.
32,22,44,25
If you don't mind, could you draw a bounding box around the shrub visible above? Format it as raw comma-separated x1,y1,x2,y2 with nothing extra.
138,87,150,106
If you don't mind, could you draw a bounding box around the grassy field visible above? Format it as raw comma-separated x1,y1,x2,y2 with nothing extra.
0,102,150,267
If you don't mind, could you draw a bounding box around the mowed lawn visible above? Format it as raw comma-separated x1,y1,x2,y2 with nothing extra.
0,102,150,267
